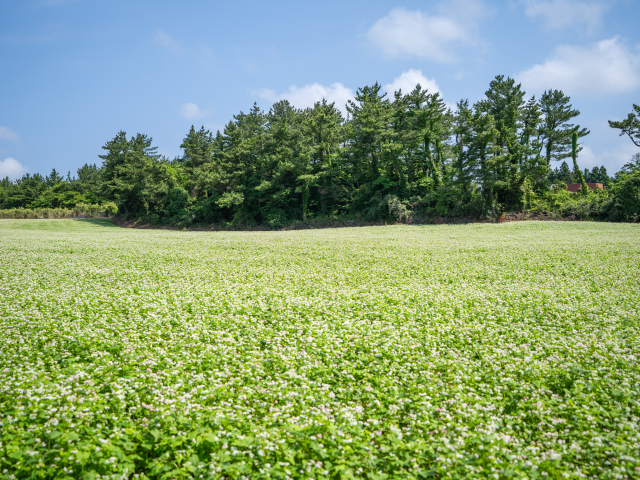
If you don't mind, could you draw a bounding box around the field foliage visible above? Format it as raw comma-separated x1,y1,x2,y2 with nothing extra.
0,220,639,480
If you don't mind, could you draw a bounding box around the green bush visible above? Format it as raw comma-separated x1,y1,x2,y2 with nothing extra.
265,209,287,229
529,188,611,220
0,204,105,219
384,194,410,222
103,202,118,215
27,182,95,209
612,173,640,221
163,186,190,218
414,185,480,219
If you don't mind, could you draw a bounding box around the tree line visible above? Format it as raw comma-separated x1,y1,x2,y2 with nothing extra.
1,76,639,225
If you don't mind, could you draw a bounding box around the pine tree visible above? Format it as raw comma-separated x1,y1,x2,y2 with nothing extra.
213,104,267,222
262,100,305,221
520,96,546,188
4,173,48,208
539,90,589,167
452,99,475,197
381,90,410,193
478,76,526,210
405,86,449,189
608,104,640,147
302,99,345,215
556,161,573,184
403,85,431,187
621,153,640,173
99,132,166,216
46,169,63,187
180,126,215,198
77,164,101,187
346,83,390,183
468,105,501,215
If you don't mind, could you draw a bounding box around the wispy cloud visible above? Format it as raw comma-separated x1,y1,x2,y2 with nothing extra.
579,143,638,171
154,29,182,55
0,158,27,180
0,127,19,142
366,0,490,62
516,37,640,97
254,83,355,115
180,102,211,120
521,0,613,32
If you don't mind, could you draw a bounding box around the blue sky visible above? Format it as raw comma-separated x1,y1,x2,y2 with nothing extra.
1,0,639,180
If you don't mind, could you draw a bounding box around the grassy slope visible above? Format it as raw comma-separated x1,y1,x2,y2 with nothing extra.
0,220,639,479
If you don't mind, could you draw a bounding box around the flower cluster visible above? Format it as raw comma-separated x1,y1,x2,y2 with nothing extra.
0,219,638,479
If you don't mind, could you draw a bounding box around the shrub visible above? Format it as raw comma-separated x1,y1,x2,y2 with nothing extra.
530,188,611,220
103,202,118,215
265,209,287,229
164,187,190,218
612,173,640,221
0,205,105,219
384,194,410,222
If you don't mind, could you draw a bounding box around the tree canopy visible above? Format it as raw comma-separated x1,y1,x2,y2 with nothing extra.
2,76,639,223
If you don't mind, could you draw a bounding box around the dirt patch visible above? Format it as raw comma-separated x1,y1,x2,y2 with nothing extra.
110,212,590,232
497,212,581,222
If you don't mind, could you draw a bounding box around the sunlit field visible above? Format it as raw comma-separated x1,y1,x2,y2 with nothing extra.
1,220,639,480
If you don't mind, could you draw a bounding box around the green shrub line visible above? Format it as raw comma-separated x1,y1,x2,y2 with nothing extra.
0,202,118,220
114,183,639,230
4,179,639,227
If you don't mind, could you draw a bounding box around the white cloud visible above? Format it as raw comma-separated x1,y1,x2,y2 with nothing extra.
578,144,638,172
0,158,27,180
254,83,355,115
383,70,457,111
366,0,487,62
154,29,182,55
521,0,612,31
0,127,19,142
179,102,210,120
254,73,457,116
516,37,640,97
383,69,441,96
578,145,604,169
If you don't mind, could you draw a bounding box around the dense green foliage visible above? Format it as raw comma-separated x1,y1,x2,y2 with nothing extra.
548,161,612,187
0,220,639,479
1,78,639,224
0,167,104,209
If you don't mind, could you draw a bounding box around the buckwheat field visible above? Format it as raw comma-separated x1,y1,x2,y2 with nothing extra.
1,220,639,480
